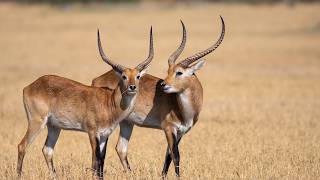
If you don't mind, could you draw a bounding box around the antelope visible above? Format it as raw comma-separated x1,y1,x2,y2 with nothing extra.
17,27,154,179
92,16,225,177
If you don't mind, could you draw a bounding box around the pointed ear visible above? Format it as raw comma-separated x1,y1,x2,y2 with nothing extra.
186,60,206,75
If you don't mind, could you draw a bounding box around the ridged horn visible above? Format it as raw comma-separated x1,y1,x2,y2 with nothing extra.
97,29,126,73
178,16,225,68
135,26,154,71
168,20,187,65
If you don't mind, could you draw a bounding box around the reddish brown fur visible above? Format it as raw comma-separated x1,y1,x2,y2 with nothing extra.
17,70,143,178
91,16,224,176
17,26,154,179
92,70,203,129
92,67,203,176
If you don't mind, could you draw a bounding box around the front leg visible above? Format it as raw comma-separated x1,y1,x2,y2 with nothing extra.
164,127,181,177
162,137,182,177
97,135,108,179
88,131,98,172
88,131,107,180
116,120,134,171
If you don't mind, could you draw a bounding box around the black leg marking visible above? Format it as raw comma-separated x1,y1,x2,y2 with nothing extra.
172,133,180,177
162,146,172,176
94,137,102,179
162,135,182,177
101,138,108,173
95,137,108,180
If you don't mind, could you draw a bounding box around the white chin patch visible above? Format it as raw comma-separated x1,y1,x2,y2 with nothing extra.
163,87,177,93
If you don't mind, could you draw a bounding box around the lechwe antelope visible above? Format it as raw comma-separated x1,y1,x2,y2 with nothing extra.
17,27,154,179
92,16,225,177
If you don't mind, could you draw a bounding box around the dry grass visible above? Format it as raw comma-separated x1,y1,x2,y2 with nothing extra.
0,2,320,179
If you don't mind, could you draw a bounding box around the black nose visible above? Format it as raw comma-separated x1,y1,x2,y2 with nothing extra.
129,85,136,91
160,81,166,87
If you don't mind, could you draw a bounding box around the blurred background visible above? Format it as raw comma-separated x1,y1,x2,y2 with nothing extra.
0,0,320,179
1,0,320,5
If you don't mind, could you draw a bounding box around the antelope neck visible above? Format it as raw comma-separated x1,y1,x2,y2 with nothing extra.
110,85,137,122
177,88,196,122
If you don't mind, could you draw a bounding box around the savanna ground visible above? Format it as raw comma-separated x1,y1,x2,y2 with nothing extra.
0,2,320,179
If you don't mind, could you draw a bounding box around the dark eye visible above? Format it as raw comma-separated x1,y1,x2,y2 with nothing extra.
136,75,141,80
176,71,183,76
122,75,127,80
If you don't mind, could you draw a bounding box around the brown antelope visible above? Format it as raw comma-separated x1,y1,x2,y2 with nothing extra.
92,16,225,177
17,27,154,179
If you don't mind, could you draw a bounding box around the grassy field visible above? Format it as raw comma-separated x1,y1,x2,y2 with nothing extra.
0,2,320,179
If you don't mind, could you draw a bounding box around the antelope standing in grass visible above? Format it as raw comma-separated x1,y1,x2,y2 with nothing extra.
17,27,154,179
92,16,225,177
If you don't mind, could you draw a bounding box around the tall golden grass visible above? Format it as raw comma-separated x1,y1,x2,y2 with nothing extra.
0,2,320,179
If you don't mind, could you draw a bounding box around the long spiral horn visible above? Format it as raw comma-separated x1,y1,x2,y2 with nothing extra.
178,16,225,68
168,20,187,65
97,29,126,73
135,26,154,71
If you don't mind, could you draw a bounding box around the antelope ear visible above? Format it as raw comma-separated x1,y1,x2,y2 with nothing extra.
186,59,206,75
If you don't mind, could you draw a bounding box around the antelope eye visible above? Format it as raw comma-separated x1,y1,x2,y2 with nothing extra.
122,75,127,80
136,75,141,80
176,71,183,76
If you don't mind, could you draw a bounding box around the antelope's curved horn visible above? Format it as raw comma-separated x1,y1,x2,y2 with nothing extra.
178,16,225,68
97,29,126,73
168,20,187,65
135,26,154,71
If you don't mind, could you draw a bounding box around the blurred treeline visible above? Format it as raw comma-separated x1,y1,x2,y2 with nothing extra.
1,0,319,4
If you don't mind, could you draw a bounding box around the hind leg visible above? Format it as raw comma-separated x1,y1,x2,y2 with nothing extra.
42,124,61,178
17,116,48,176
97,135,108,179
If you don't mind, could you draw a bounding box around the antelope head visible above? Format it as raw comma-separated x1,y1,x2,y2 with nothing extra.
161,16,225,93
97,27,154,96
